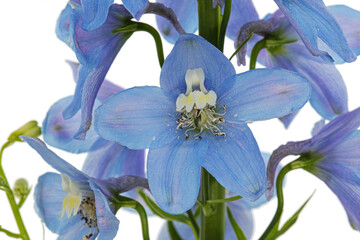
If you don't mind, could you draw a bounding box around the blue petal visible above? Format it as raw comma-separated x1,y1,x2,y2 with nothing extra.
95,86,179,150
327,5,360,63
89,181,120,239
34,173,91,238
56,4,73,45
122,0,149,20
217,68,311,123
311,119,326,136
259,42,348,120
226,0,259,40
147,137,208,214
279,111,299,129
312,107,360,154
310,131,360,230
203,123,266,201
160,34,235,95
63,5,133,139
273,0,356,63
155,0,198,44
21,137,88,181
43,96,108,153
81,0,114,31
82,142,145,179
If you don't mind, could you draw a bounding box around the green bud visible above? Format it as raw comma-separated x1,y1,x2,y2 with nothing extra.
13,178,29,199
7,121,41,143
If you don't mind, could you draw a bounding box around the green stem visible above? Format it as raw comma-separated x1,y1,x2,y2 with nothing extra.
207,195,242,204
249,38,267,70
187,210,199,235
259,157,311,240
0,142,29,240
218,0,232,52
197,0,222,48
0,226,21,239
199,169,226,240
229,32,253,61
114,22,165,67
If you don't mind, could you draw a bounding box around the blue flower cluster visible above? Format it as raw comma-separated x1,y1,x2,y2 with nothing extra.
21,0,360,239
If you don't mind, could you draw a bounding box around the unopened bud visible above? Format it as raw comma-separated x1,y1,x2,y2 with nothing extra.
13,178,29,199
8,121,41,143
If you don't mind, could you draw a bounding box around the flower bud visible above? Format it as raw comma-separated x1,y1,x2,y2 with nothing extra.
13,178,29,199
8,121,41,143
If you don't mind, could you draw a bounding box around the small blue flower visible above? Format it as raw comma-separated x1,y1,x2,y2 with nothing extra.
94,34,311,214
56,4,133,139
266,108,360,230
22,136,148,240
236,6,360,127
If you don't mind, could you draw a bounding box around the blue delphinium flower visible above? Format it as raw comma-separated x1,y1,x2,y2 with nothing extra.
56,4,133,139
266,108,360,230
94,33,311,213
21,136,148,240
233,6,360,127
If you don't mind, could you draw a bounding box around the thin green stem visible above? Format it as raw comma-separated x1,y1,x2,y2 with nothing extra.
218,0,232,52
0,226,21,239
249,38,267,70
187,210,199,235
259,157,315,240
229,33,253,61
0,142,29,240
167,221,182,240
207,195,242,204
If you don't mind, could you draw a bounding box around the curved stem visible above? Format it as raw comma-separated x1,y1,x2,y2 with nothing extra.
229,32,253,61
249,38,267,70
187,210,199,236
0,142,29,240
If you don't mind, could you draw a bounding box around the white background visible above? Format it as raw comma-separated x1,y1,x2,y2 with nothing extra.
0,0,360,239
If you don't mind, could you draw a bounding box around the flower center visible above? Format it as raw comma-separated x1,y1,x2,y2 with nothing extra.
60,175,98,239
175,68,226,140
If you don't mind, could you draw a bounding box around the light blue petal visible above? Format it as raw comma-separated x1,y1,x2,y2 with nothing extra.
34,173,91,238
226,0,259,40
56,4,73,45
21,137,88,181
43,96,108,154
155,0,198,44
327,5,360,63
160,34,235,95
279,111,299,129
81,0,114,31
82,142,145,179
311,119,326,136
63,5,133,139
89,181,120,239
122,0,149,20
260,42,348,120
312,107,360,154
274,0,356,63
66,60,123,102
203,123,266,201
217,68,311,123
95,86,179,150
147,137,208,214
310,133,360,231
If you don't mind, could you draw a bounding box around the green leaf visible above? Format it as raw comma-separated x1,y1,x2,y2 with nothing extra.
226,206,247,240
270,191,315,240
167,221,182,240
138,189,189,224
